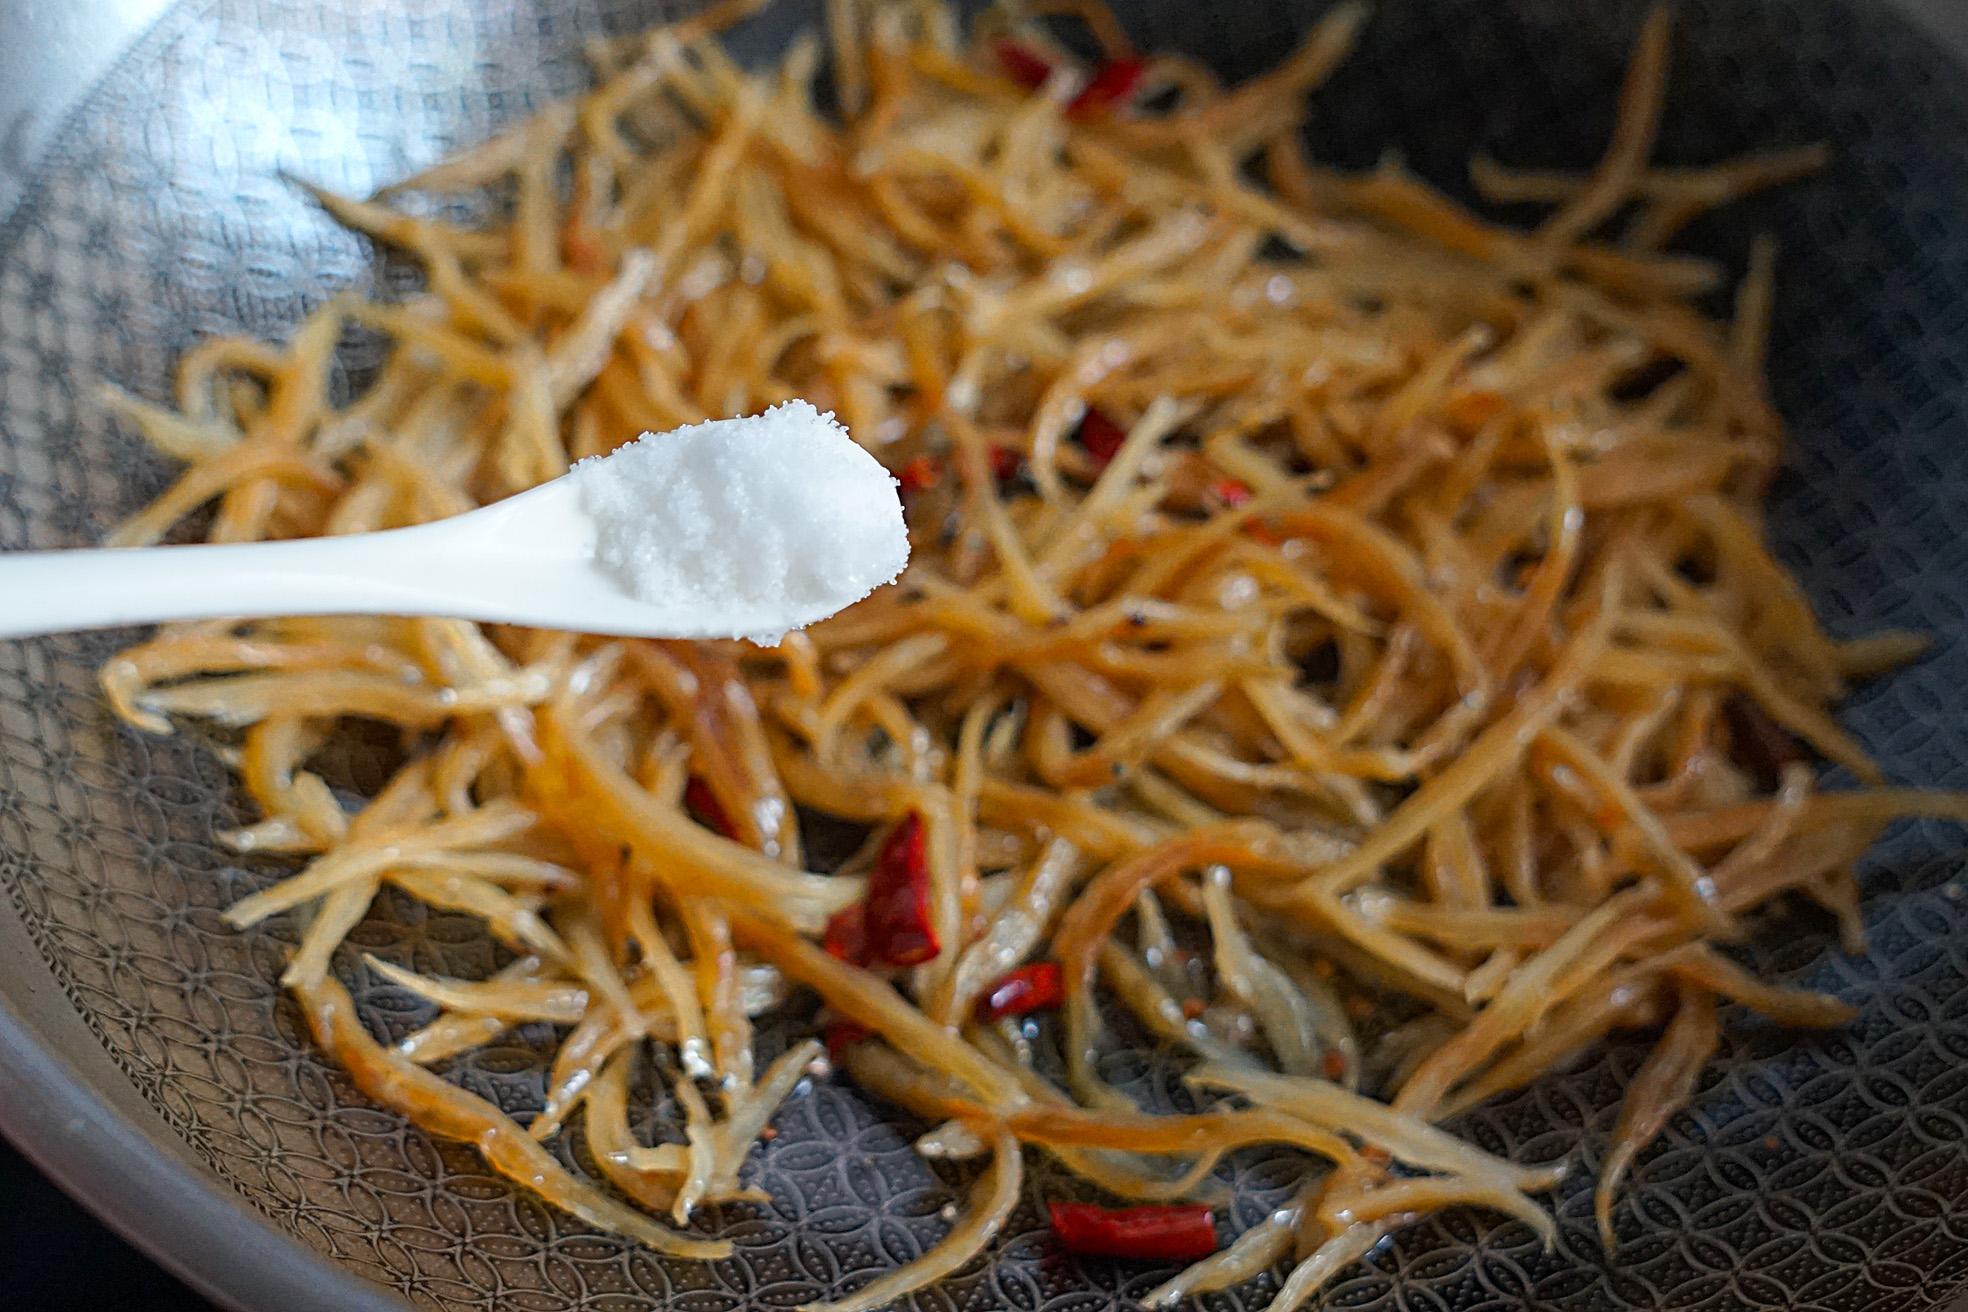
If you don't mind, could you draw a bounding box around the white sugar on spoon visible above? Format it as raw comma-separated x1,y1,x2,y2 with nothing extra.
0,401,909,643
575,401,908,644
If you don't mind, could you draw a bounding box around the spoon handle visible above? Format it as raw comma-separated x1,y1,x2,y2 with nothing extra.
0,478,794,642
0,530,458,638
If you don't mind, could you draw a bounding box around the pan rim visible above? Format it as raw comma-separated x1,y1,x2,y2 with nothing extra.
0,2,1964,1311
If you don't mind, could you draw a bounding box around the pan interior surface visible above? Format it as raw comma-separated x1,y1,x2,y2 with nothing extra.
2,1,1968,1308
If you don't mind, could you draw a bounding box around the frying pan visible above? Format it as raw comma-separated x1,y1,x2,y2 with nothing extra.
3,2,1968,1309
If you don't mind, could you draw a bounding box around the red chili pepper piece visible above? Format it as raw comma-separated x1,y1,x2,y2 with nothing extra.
1243,519,1283,547
1723,692,1807,791
991,38,1056,89
1211,478,1252,507
823,902,870,965
898,454,944,497
865,811,939,966
823,1019,871,1062
684,776,737,840
562,226,604,276
1047,1201,1217,1262
1443,389,1508,437
976,961,1064,1022
988,444,1024,483
1076,407,1127,468
1067,57,1147,119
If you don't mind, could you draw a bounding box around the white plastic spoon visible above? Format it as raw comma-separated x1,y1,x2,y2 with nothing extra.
0,402,908,643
